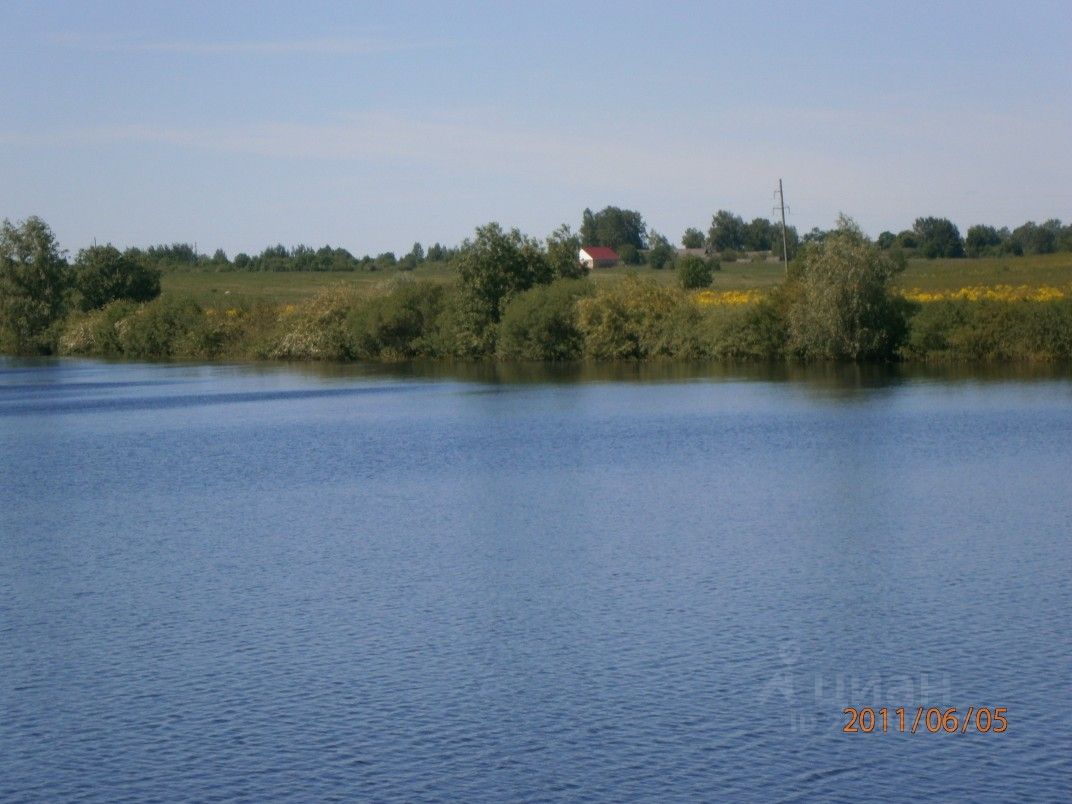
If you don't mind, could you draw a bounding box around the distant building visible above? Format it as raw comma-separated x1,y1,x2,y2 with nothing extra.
579,246,619,269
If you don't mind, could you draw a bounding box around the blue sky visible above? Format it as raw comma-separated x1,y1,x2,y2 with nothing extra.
2,1,1070,256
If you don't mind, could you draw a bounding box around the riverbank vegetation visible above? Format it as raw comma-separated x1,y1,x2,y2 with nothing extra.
3,214,1071,363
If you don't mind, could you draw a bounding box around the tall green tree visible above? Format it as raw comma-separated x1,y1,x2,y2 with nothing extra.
743,218,774,251
1010,221,1057,255
74,244,162,311
454,222,553,355
681,228,705,249
579,206,647,249
964,224,1003,258
0,216,69,353
913,217,964,258
707,210,746,252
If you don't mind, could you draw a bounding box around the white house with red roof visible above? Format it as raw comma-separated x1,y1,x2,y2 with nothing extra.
578,246,619,269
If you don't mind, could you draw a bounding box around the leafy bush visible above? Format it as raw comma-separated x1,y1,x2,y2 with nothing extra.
787,219,908,360
58,300,138,355
638,232,673,271
264,286,359,360
74,245,161,311
577,275,701,359
116,296,212,359
703,290,791,359
902,298,1072,361
497,279,594,360
903,300,964,357
677,255,713,290
348,280,450,360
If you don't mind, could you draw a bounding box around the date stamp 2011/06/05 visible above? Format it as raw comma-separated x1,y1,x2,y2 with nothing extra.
843,707,1008,734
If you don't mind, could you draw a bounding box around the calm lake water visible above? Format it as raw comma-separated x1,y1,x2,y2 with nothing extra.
1,358,1070,802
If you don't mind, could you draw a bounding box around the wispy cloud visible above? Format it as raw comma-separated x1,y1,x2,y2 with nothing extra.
0,111,841,196
47,31,440,55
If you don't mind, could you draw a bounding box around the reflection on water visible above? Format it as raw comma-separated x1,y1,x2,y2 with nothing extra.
246,356,1072,388
5,355,1070,390
1,357,1070,802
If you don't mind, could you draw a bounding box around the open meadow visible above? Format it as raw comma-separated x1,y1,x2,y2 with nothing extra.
161,252,1072,307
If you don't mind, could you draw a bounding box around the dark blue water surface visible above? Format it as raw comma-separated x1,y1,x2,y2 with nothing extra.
1,359,1070,802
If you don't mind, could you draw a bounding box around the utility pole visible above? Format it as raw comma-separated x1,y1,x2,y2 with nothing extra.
776,179,789,275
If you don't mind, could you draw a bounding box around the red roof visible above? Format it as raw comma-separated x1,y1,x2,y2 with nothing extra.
581,246,619,260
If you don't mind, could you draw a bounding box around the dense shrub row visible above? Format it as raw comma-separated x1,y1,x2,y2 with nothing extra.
901,298,1072,361
53,275,1072,364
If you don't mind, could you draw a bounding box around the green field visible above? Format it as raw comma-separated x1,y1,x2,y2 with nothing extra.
160,261,458,306
892,252,1072,291
162,252,1072,307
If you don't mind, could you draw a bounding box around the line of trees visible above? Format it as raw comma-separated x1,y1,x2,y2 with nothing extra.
681,213,1072,262
29,207,1070,282
118,240,461,273
872,217,1072,259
